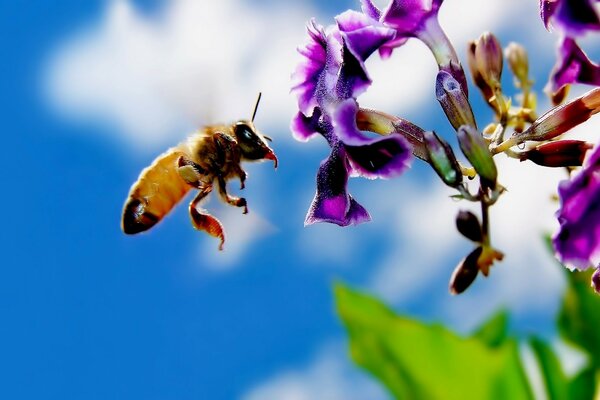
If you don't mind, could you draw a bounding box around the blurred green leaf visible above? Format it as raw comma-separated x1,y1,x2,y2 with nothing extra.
335,283,533,400
558,269,600,367
529,337,569,400
472,310,509,348
568,366,596,400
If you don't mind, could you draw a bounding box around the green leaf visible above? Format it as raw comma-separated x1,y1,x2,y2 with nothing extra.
335,283,533,400
528,337,569,400
568,366,596,400
472,310,509,348
558,269,600,367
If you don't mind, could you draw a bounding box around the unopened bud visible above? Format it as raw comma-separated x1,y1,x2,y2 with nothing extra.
423,131,463,187
521,140,592,167
456,210,483,242
457,125,498,189
504,42,529,85
449,246,482,295
515,88,600,142
436,71,477,131
467,41,494,103
592,268,600,294
474,32,503,89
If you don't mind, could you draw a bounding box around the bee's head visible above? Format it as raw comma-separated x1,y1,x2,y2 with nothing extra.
234,121,278,168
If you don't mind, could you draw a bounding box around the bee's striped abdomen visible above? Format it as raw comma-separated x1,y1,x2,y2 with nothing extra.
121,149,191,234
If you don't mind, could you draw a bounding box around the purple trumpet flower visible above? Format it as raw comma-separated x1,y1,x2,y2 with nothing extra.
361,0,468,93
553,143,600,274
291,13,413,226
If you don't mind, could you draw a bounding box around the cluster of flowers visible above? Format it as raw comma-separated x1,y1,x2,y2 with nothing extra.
291,0,600,293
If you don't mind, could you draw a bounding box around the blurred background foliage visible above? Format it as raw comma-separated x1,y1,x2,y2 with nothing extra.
336,264,600,399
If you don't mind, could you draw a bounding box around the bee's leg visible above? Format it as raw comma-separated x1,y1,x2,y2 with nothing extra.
189,184,226,251
235,166,247,190
217,176,248,214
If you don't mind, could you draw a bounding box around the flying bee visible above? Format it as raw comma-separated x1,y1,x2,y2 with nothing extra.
121,93,277,250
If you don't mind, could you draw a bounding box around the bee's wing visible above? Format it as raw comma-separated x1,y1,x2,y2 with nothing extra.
122,148,191,234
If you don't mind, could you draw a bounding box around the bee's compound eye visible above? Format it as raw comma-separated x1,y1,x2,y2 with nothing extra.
243,129,253,139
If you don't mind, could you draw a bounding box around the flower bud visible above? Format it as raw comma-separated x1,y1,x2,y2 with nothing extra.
423,131,463,187
456,210,483,242
592,268,600,294
457,125,497,189
467,41,494,103
436,71,477,131
504,42,529,85
521,140,592,167
449,246,482,295
474,32,503,89
515,88,600,142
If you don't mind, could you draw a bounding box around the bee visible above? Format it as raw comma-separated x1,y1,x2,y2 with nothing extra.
121,93,277,250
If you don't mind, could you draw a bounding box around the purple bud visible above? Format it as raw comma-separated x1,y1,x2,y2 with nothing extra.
436,71,477,131
521,140,593,167
515,88,600,142
467,41,495,104
456,210,483,242
449,246,482,295
457,125,497,189
474,32,503,88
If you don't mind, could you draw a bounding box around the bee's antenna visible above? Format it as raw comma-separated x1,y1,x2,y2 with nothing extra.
251,92,262,123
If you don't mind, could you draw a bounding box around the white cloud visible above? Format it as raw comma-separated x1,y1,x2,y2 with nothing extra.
242,343,388,400
45,0,314,149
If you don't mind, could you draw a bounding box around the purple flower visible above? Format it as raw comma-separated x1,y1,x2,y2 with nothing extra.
291,13,413,226
540,0,600,37
361,0,442,57
546,37,600,101
553,143,600,270
361,0,468,93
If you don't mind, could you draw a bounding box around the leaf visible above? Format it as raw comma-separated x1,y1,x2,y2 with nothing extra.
335,283,533,400
568,366,596,400
558,268,600,367
472,309,509,348
528,337,569,400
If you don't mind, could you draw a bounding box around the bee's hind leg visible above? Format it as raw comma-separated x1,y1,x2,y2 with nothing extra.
217,176,248,214
189,184,226,251
177,156,226,251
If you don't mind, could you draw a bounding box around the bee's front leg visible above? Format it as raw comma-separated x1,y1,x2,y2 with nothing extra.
235,166,247,190
217,176,248,214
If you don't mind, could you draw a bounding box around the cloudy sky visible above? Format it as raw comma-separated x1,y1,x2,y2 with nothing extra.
3,0,598,398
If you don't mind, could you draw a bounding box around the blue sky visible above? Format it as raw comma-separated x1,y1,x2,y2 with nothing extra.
2,0,597,398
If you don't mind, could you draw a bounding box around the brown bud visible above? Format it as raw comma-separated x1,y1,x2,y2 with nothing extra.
450,247,482,295
456,210,483,242
521,140,593,167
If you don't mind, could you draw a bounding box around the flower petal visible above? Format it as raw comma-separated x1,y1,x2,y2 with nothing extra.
550,0,600,36
360,0,382,20
330,99,412,179
291,109,322,142
381,0,442,37
291,20,328,116
336,11,396,62
553,144,600,269
305,145,371,226
546,37,600,97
